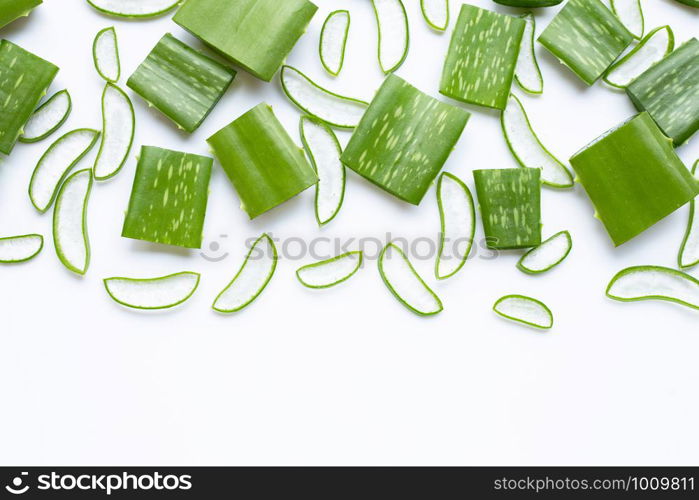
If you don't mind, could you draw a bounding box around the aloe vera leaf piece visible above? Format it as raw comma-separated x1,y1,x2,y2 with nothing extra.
672,0,699,6
493,1,563,6
122,146,212,249
603,26,674,89
610,0,643,39
296,251,363,289
537,0,633,85
53,169,92,275
28,128,100,213
19,89,71,143
473,168,542,250
86,0,181,18
494,295,553,329
92,26,120,83
379,243,443,316
319,10,350,76
514,13,543,95
280,66,368,129
0,234,43,263
517,230,572,274
208,103,317,220
341,74,470,205
300,116,345,226
501,94,573,188
436,172,475,280
0,0,41,29
213,234,277,313
420,0,449,31
606,266,699,311
94,83,134,181
679,160,699,269
570,112,699,247
371,0,409,73
104,272,200,310
626,38,699,146
0,40,58,155
174,0,317,82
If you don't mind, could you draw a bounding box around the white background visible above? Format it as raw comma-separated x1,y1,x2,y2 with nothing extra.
0,0,698,466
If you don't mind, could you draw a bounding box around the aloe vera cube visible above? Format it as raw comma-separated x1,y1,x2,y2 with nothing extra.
173,0,317,82
207,103,318,219
570,112,699,247
0,0,41,29
537,0,633,85
122,146,213,249
440,4,525,110
473,168,542,250
341,75,470,205
626,38,699,146
0,40,58,155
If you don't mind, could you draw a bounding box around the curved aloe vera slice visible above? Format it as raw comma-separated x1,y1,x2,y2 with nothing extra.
371,0,409,74
420,0,449,31
494,295,553,329
679,160,699,269
104,272,200,310
603,26,674,89
436,172,475,280
53,169,92,275
19,90,71,143
213,234,277,313
0,234,43,263
93,83,134,181
501,94,573,188
86,0,180,18
610,0,643,39
296,251,363,289
319,10,350,76
280,66,368,129
379,243,443,316
28,128,100,213
517,230,572,274
514,13,543,95
92,26,120,83
493,1,563,6
606,266,699,310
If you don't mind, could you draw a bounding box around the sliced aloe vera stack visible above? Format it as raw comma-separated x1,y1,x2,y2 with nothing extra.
494,295,553,329
607,266,699,311
436,172,475,280
420,0,449,31
29,128,100,213
53,169,92,275
86,0,181,18
0,0,41,29
371,0,409,73
603,26,674,89
679,160,699,269
19,90,71,144
213,234,277,314
94,83,134,181
0,234,43,263
517,230,572,274
296,252,363,289
514,13,543,95
104,272,200,310
93,26,120,83
610,0,643,39
319,10,350,76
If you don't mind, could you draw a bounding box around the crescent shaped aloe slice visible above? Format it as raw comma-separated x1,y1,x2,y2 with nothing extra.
679,160,699,269
53,169,93,275
19,90,72,144
86,0,181,18
492,1,563,6
104,272,200,310
0,234,43,263
296,251,363,289
371,0,409,74
517,230,572,274
494,295,553,329
93,83,135,181
436,172,475,280
0,0,42,29
610,0,643,40
420,0,449,31
514,13,543,95
606,266,699,311
319,10,350,76
92,26,120,83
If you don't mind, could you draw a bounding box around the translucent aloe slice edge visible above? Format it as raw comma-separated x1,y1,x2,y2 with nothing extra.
0,234,43,263
606,266,699,311
494,295,554,329
93,26,120,83
679,160,699,269
19,90,72,144
371,0,409,73
53,169,93,275
604,25,674,89
514,12,543,95
517,230,572,274
94,83,135,181
436,172,475,280
86,0,181,18
296,251,363,289
104,272,200,310
611,0,644,40
420,0,449,31
319,10,350,76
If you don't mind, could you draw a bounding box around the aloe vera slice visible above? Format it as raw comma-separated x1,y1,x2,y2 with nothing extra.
94,83,134,181
606,266,699,311
19,89,71,143
280,66,368,129
86,0,181,18
104,272,200,310
0,0,41,29
679,160,699,269
53,169,92,275
92,26,120,83
0,234,43,263
296,251,363,289
319,10,350,76
493,0,562,5
603,25,674,89
501,94,573,188
379,243,443,316
420,0,449,31
517,230,572,274
300,116,345,226
610,0,643,40
28,128,100,213
436,172,475,280
672,0,699,6
212,234,277,313
494,295,553,329
371,0,409,74
514,13,543,95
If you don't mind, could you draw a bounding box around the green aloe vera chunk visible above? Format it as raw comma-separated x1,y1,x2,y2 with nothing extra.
122,146,213,249
492,1,562,6
537,0,633,85
673,0,699,7
341,74,470,205
626,38,699,146
0,0,41,29
473,168,542,250
127,33,235,133
207,103,318,219
173,0,317,82
440,4,525,110
570,112,699,247
0,40,58,155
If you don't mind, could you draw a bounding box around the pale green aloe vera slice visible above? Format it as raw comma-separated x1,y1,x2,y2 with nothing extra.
604,26,674,89
86,0,181,18
679,160,699,269
94,83,135,181
371,0,409,73
420,0,449,31
515,13,543,95
610,0,643,40
296,251,363,289
493,1,563,6
92,26,120,83
104,272,200,310
517,230,572,274
436,172,475,280
0,234,43,263
607,266,699,311
319,10,350,76
19,89,71,143
53,169,93,275
494,295,553,329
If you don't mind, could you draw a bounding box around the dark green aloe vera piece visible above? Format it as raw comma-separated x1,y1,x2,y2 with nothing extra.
0,0,41,29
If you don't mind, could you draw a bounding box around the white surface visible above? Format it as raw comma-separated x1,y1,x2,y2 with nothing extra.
0,0,698,466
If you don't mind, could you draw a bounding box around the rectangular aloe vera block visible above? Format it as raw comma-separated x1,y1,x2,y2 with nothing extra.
341,75,470,205
0,0,41,29
127,33,236,133
122,146,213,249
570,112,699,247
626,38,699,146
0,39,57,155
538,0,633,85
440,4,525,110
174,0,317,82
473,168,542,249
207,103,318,219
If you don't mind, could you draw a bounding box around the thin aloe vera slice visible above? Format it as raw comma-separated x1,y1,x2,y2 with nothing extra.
212,234,277,313
296,251,363,289
53,169,92,275
603,26,674,89
672,0,699,6
19,89,71,143
28,128,100,213
93,83,134,181
300,116,345,226
319,10,350,76
610,0,643,39
420,0,449,31
371,0,409,74
501,94,573,188
0,0,41,29
280,66,368,129
514,13,543,95
86,0,181,18
517,230,572,274
379,243,443,316
104,272,200,310
92,26,120,83
493,1,562,6
494,295,553,329
606,266,699,311
0,234,43,263
436,172,475,280
679,160,699,269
